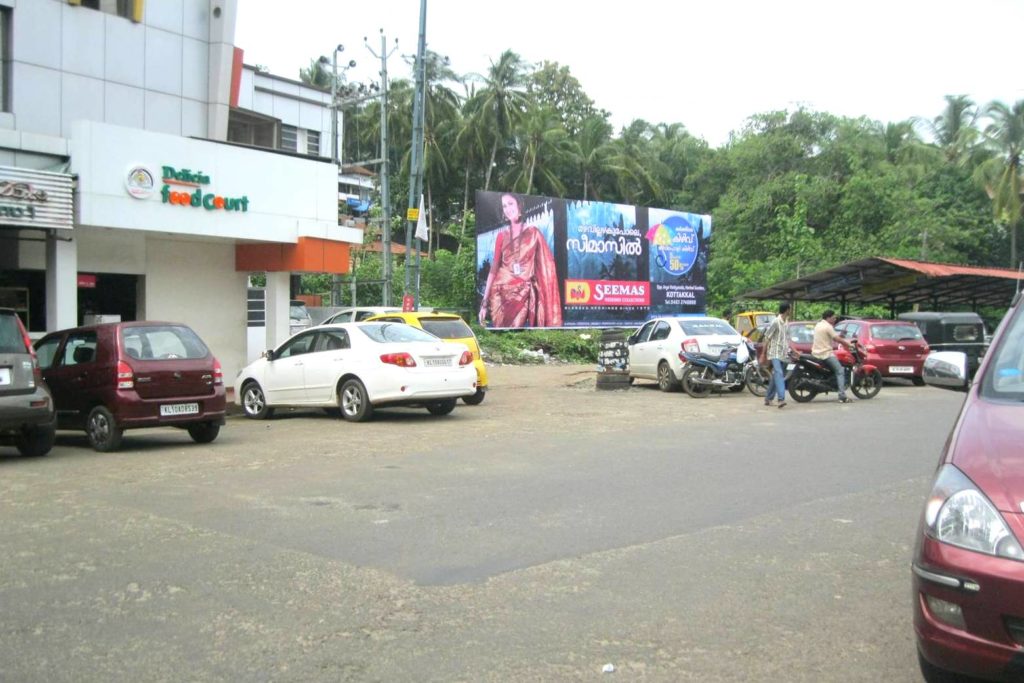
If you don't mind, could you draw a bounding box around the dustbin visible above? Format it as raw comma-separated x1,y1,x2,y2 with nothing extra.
596,329,632,390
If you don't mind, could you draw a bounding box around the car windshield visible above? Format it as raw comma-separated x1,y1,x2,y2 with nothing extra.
872,324,923,341
0,312,26,353
679,319,736,336
788,323,815,344
289,305,309,320
980,301,1024,400
420,318,473,339
122,325,209,360
358,323,440,344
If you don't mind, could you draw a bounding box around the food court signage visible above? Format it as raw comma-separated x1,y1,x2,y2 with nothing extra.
125,164,250,212
0,166,74,230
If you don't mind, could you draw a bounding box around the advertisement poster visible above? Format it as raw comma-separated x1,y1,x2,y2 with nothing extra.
475,190,710,329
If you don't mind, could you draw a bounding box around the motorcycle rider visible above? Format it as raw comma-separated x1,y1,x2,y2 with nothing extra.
812,310,855,403
761,301,793,408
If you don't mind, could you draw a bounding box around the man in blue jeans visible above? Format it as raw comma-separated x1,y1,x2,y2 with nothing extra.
761,302,793,408
812,310,855,403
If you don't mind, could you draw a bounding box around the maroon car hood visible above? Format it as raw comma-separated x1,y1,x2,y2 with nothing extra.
950,396,1024,513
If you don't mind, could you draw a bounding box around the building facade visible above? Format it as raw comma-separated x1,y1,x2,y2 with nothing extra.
0,0,360,380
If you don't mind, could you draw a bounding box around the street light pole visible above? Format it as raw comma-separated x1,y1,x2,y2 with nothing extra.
366,30,398,307
404,0,428,307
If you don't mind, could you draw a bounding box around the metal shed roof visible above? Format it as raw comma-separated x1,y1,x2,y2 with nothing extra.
739,257,1024,309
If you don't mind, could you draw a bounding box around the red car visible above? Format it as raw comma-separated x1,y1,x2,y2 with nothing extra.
34,321,226,452
834,319,930,384
748,320,817,355
914,293,1024,682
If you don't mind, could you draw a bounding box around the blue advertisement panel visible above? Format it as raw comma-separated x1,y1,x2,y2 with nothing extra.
475,190,710,329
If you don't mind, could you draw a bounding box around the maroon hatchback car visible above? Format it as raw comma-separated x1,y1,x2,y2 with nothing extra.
914,292,1024,682
34,321,226,452
835,319,931,384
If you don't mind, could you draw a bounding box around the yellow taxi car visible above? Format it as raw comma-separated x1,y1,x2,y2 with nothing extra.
362,311,488,405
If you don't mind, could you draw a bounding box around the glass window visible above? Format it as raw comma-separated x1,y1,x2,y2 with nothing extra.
306,130,321,156
277,332,316,358
634,321,656,343
122,325,209,360
870,324,923,341
651,321,671,342
679,319,737,336
359,323,439,344
0,311,22,352
280,125,298,152
420,318,473,339
952,325,981,342
981,303,1024,399
788,323,816,344
314,330,349,352
34,337,61,369
64,332,98,366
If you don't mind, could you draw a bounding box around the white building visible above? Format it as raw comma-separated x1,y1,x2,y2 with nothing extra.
0,0,361,381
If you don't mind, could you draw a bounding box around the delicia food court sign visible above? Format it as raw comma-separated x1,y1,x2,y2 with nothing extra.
0,166,74,230
125,165,250,212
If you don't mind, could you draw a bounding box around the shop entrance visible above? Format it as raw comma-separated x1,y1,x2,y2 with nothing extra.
77,273,140,325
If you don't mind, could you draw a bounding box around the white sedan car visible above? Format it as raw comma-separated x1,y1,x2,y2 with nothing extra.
235,322,477,422
627,316,745,391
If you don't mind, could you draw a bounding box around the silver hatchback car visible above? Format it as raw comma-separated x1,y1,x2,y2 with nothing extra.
0,308,55,456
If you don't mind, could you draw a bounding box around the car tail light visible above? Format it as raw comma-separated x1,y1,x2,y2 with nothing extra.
212,358,223,385
922,344,930,354
865,344,876,352
15,315,40,386
682,338,699,354
380,352,417,367
116,360,134,389
459,350,473,366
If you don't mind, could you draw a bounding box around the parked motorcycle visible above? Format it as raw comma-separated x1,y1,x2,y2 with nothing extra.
786,343,882,402
679,341,750,398
743,349,773,398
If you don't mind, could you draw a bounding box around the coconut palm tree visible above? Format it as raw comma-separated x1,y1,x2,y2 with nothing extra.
918,95,980,166
979,100,1024,267
469,50,530,190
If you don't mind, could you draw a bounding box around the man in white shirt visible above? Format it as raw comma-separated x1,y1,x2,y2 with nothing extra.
812,310,854,403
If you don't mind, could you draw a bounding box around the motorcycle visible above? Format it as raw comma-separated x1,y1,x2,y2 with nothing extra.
785,342,883,402
679,341,750,398
743,346,773,398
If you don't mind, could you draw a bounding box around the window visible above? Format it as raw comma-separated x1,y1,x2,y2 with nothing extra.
64,332,98,366
315,330,349,352
280,125,298,152
0,8,8,112
68,0,143,22
306,130,321,156
228,110,278,150
277,332,315,358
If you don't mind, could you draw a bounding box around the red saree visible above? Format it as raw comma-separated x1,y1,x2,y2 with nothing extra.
488,226,563,327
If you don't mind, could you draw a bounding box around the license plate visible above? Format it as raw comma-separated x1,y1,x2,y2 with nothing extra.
890,366,913,374
786,364,795,372
160,402,199,416
422,357,451,368
0,368,9,386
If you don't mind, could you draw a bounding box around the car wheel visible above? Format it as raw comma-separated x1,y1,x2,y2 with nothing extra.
917,650,964,683
242,381,274,420
86,406,123,452
657,361,680,392
788,378,817,403
851,369,883,399
15,421,55,457
744,364,771,397
912,376,926,387
682,365,713,398
187,422,220,444
426,399,457,416
339,379,374,422
462,388,486,405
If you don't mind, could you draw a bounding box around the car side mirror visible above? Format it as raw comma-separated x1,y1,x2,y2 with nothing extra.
263,349,276,361
627,334,637,345
923,351,969,392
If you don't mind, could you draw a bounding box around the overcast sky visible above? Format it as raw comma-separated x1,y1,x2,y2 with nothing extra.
234,0,1024,147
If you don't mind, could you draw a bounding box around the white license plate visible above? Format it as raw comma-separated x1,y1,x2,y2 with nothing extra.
0,368,9,386
890,366,913,374
160,402,199,416
422,357,451,368
786,364,795,372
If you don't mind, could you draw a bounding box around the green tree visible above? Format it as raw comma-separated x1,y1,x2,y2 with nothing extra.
978,99,1024,267
470,50,530,190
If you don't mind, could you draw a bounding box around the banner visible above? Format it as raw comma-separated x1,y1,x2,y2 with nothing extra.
475,190,711,329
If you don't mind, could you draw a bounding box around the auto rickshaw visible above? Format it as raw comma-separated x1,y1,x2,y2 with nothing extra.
897,311,989,376
733,310,775,338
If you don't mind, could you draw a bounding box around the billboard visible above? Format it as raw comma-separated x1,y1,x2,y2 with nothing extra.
475,190,711,329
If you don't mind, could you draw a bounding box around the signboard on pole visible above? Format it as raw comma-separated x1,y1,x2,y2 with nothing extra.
474,190,711,329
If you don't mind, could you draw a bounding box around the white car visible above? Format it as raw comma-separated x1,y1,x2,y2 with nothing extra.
318,306,402,325
627,316,745,391
234,322,477,422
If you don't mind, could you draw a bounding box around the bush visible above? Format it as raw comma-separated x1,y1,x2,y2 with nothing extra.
473,327,601,364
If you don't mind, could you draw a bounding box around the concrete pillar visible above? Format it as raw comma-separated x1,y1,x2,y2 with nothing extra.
265,271,290,350
45,231,77,332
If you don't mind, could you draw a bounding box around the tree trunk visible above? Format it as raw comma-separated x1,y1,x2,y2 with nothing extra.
461,164,471,240
485,138,498,191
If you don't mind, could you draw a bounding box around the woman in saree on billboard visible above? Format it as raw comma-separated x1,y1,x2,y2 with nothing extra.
478,193,563,328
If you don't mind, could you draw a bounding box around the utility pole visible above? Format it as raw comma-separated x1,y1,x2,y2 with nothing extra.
365,31,398,307
404,0,427,308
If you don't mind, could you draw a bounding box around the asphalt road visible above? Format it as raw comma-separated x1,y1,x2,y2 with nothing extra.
0,365,963,682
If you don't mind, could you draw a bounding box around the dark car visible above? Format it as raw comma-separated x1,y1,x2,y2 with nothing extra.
34,321,226,452
834,319,931,384
0,308,55,456
913,292,1024,682
898,311,989,377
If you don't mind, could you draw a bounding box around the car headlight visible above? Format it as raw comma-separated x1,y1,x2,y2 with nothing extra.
924,465,1024,561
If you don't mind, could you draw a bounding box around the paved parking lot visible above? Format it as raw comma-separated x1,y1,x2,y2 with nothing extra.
0,364,960,681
